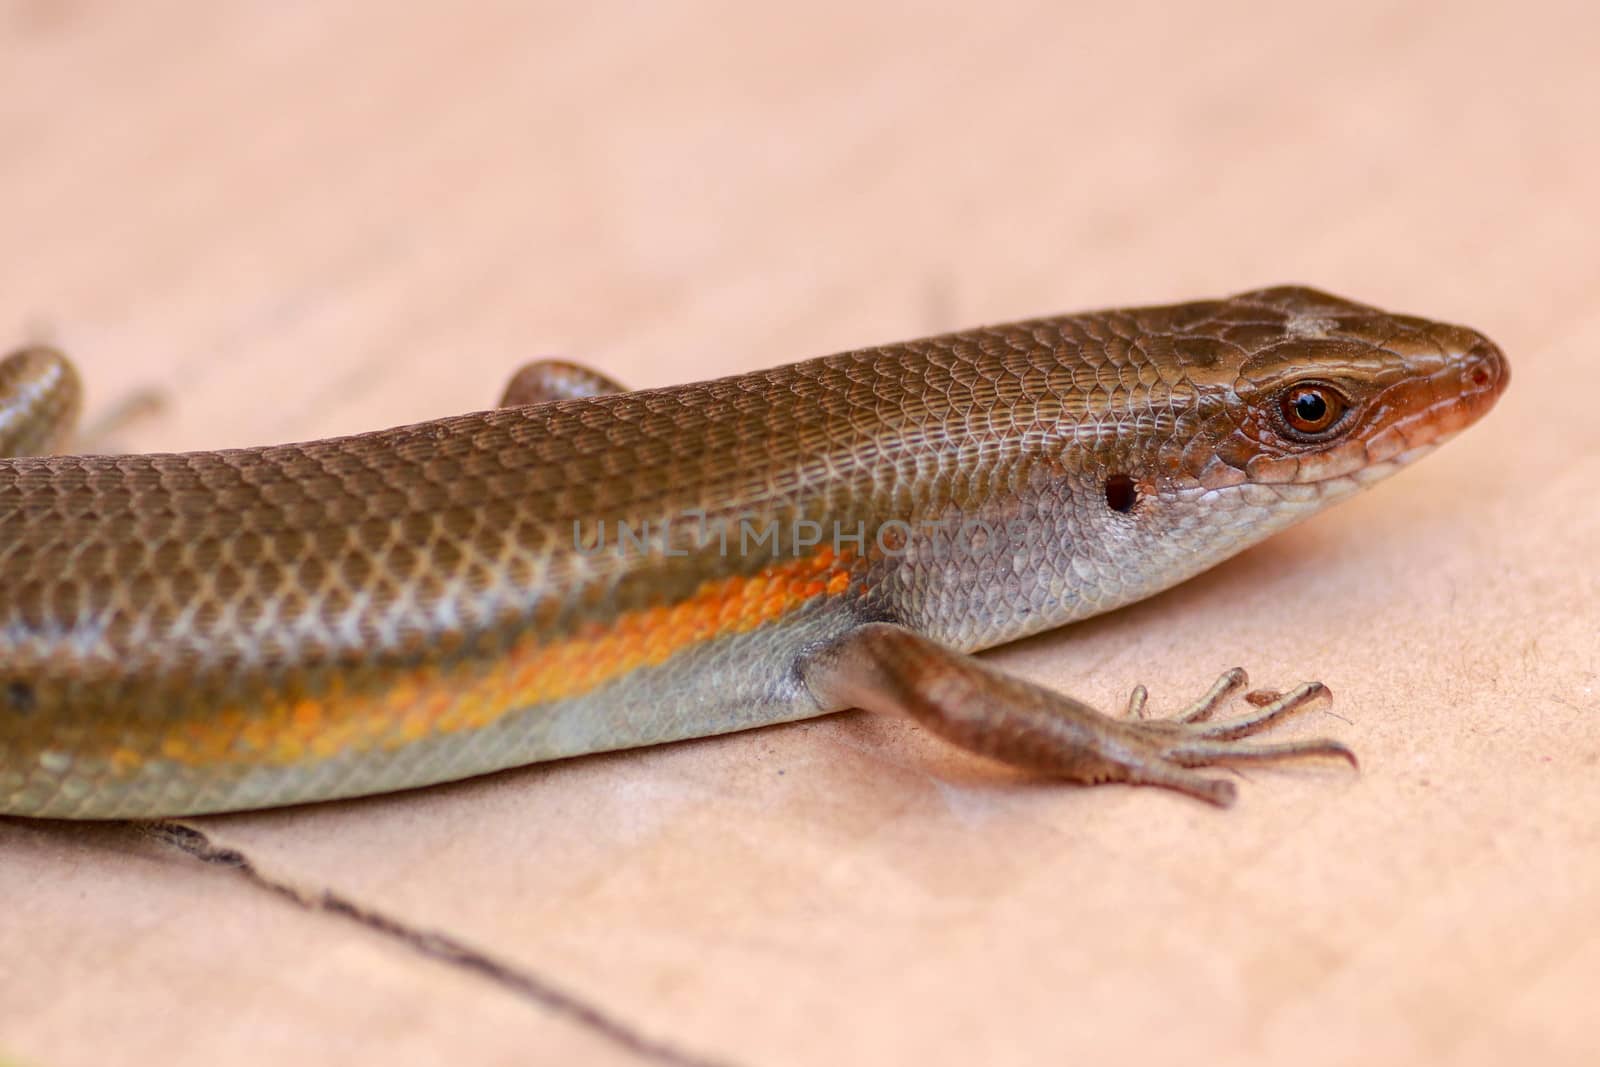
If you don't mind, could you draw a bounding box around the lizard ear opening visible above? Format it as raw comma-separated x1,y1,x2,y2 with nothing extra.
1105,474,1138,514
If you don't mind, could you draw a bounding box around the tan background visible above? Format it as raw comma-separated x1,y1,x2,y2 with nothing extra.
1,2,1597,1065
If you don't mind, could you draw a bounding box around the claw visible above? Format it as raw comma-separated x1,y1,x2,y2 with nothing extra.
1129,761,1239,807
1193,681,1330,741
1168,736,1358,770
1171,667,1249,723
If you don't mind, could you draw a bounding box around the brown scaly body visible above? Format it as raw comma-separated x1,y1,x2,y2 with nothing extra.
0,287,1506,817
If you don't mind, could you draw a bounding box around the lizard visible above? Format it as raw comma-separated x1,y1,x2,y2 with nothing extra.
0,286,1507,817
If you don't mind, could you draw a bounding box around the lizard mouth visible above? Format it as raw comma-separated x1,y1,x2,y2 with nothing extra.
1352,334,1508,468
1265,333,1509,487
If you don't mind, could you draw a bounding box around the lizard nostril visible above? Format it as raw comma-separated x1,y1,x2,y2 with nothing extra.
1463,338,1509,396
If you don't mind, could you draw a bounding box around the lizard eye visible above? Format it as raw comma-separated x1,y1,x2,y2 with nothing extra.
1278,383,1349,437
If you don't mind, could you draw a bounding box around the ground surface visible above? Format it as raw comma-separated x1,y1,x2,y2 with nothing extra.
2,3,1597,1065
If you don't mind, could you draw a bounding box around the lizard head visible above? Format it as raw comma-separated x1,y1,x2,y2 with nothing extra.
1053,285,1509,619
1167,285,1509,493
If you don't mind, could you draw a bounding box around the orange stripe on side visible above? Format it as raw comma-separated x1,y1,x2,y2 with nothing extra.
148,545,857,770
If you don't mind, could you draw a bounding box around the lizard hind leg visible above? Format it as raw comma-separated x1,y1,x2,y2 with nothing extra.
499,359,629,406
0,347,83,458
799,622,1355,807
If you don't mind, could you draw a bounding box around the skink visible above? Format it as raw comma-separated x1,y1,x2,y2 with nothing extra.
0,286,1507,818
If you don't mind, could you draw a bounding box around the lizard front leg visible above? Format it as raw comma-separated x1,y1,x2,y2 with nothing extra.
0,347,82,458
499,359,629,406
799,622,1353,806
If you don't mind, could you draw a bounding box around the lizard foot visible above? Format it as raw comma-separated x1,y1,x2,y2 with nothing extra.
1115,668,1353,805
